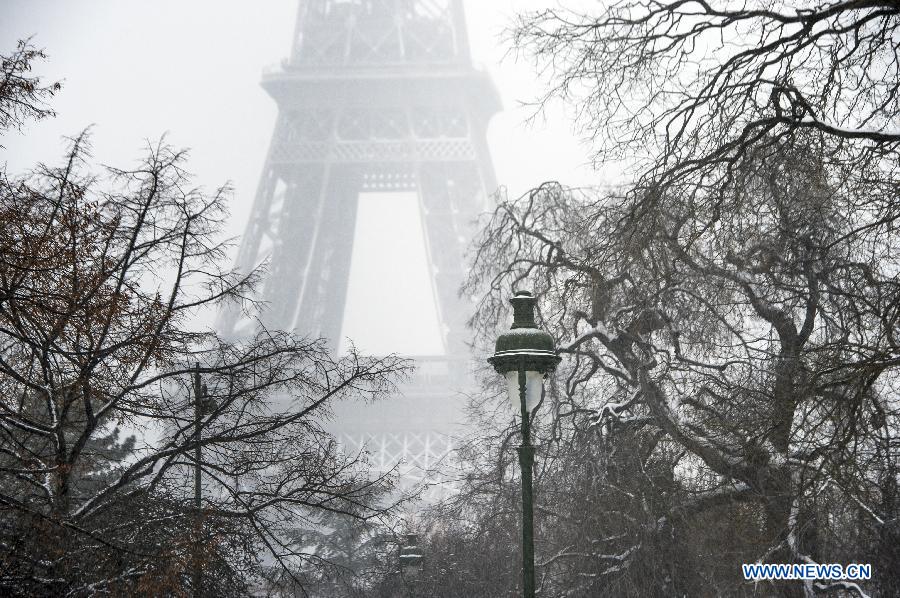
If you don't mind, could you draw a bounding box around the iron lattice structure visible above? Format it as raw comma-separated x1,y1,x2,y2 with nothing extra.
220,0,499,498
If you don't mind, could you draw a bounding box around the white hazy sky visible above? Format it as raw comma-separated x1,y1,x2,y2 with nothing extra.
0,0,612,355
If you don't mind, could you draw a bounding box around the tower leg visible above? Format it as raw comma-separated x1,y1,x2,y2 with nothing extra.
291,165,362,343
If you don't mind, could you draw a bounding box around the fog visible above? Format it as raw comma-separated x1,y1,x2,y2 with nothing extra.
0,0,614,354
3,3,897,595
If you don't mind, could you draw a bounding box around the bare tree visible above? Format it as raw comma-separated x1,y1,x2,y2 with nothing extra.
511,0,900,193
464,130,900,597
0,39,59,138
440,4,900,596
0,43,410,596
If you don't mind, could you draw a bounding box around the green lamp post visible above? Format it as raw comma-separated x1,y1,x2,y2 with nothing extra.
488,290,560,598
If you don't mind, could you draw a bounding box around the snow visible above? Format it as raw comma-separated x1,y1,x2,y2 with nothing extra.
562,321,618,352
799,116,900,138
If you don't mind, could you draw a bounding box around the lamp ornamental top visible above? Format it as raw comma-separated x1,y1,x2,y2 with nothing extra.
510,290,538,329
488,289,560,375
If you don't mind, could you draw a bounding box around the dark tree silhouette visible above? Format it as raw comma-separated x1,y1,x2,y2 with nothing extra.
511,0,900,194
0,39,59,138
453,2,900,594
463,136,899,597
0,42,409,596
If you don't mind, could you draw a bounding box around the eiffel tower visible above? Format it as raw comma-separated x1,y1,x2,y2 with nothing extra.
219,0,499,496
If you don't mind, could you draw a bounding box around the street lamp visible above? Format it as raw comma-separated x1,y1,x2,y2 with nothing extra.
192,365,217,598
488,290,560,598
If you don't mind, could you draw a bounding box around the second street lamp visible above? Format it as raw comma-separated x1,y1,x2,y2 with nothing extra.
488,290,560,598
192,365,217,598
